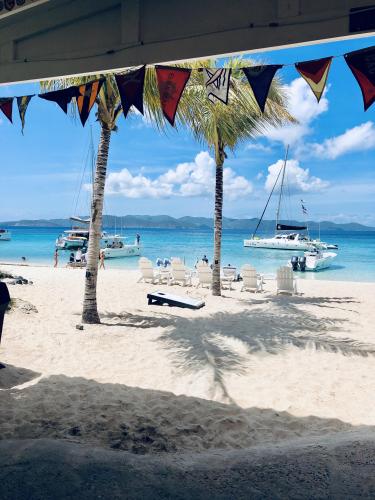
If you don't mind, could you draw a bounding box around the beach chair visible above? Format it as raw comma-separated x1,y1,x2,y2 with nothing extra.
240,265,262,292
169,264,192,287
138,259,160,284
276,266,297,295
196,263,212,288
221,266,237,290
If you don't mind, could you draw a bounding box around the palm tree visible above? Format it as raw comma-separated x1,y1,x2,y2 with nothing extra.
41,72,163,323
172,59,293,295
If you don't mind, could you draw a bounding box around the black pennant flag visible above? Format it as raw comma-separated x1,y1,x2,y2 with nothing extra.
242,65,283,112
17,95,33,133
39,86,80,113
115,66,145,119
76,79,104,126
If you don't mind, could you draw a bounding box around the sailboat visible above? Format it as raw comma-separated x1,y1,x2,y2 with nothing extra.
55,132,141,259
243,146,338,251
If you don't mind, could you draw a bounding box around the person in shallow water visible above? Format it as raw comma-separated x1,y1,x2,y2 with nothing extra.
54,248,58,268
69,253,75,263
136,233,140,245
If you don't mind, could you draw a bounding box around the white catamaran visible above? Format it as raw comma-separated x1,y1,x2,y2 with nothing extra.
244,146,338,251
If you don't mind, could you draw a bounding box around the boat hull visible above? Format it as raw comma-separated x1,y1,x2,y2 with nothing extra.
102,245,141,259
244,239,313,251
305,252,337,271
0,230,11,241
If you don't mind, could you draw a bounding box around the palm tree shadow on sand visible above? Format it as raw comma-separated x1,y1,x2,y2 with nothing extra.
151,296,375,404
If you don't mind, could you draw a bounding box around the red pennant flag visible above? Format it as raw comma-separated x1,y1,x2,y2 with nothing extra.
0,98,13,123
156,66,191,126
295,57,332,102
345,46,375,111
76,79,104,126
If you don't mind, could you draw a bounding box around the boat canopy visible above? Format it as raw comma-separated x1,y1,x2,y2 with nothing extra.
276,224,307,231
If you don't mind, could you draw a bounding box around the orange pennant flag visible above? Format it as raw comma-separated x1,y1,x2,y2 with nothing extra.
295,57,332,102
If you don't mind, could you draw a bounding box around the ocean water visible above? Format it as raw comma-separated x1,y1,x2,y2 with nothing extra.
1,226,375,282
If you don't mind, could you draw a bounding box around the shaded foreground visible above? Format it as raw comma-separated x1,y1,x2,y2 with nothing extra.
1,433,375,500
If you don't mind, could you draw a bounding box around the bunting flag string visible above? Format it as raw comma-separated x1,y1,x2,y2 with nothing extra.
295,57,332,103
155,66,191,126
2,43,375,132
0,97,13,123
203,68,231,104
39,85,80,113
115,66,145,119
242,65,282,112
17,95,33,134
345,46,375,111
76,79,104,126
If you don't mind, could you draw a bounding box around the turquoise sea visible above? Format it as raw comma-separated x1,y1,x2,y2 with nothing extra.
1,226,375,282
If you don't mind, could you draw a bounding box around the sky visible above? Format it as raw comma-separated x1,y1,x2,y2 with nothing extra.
0,36,375,225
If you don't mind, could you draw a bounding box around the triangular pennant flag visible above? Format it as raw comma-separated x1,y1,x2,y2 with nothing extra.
242,65,282,112
17,95,33,133
295,57,332,102
39,86,80,113
345,46,375,111
76,79,104,126
203,68,231,104
115,66,145,119
155,66,191,126
0,98,13,123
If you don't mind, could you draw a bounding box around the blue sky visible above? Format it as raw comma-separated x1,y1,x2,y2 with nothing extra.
0,36,375,225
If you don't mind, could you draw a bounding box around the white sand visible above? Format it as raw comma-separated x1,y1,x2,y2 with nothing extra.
0,265,375,455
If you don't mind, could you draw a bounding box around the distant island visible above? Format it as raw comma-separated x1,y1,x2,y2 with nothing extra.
1,215,374,232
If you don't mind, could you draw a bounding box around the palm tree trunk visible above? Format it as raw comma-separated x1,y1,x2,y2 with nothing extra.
82,126,111,324
212,131,225,296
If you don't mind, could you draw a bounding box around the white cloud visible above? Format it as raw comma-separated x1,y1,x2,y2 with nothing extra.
245,143,272,152
101,151,253,200
303,122,375,159
265,159,329,194
263,78,329,146
255,172,264,180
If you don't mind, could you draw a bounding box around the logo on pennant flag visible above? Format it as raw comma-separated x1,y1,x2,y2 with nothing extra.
115,66,145,119
203,68,231,104
242,65,282,112
156,66,191,126
295,57,332,103
17,95,33,133
39,86,80,113
76,79,104,126
0,97,13,123
345,46,375,111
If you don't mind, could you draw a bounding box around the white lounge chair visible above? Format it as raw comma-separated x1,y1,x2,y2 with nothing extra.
138,259,160,284
169,264,192,286
240,265,262,292
196,263,212,289
276,266,297,294
221,266,237,290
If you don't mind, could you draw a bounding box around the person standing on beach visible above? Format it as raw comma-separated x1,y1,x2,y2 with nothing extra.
54,249,59,268
99,250,105,270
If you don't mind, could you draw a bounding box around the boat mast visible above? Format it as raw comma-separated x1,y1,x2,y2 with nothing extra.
275,145,289,232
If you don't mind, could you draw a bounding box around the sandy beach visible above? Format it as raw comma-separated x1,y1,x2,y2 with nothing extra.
1,264,375,496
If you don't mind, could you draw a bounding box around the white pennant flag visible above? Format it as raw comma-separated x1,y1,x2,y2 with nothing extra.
203,68,231,104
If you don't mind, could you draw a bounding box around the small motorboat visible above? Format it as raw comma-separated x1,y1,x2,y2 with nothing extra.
101,235,141,258
290,248,337,272
0,229,11,241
